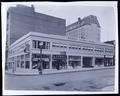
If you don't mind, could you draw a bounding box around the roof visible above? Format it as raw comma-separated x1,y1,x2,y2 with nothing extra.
66,15,101,32
9,32,114,49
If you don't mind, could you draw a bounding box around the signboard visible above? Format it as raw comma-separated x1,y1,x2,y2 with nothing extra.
32,58,50,62
24,43,30,53
60,51,66,55
52,55,67,60
42,58,49,62
32,58,38,61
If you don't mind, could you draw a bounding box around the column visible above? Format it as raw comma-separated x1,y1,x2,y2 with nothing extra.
14,59,17,72
50,54,52,69
30,38,33,70
67,55,69,69
81,56,83,68
110,58,113,66
92,57,95,67
30,53,32,69
50,42,52,50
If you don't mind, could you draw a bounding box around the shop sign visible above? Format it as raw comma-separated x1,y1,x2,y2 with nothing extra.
24,43,30,53
53,55,67,60
42,58,49,62
60,51,66,55
32,58,49,62
32,58,39,61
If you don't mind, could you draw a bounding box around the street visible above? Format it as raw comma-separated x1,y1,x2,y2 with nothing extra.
5,68,115,91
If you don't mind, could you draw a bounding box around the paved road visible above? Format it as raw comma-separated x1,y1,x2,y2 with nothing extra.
4,68,115,91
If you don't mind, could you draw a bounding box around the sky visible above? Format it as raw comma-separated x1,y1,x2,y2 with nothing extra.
2,2,117,42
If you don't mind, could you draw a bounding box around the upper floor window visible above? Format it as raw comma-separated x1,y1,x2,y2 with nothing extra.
52,45,55,47
82,46,93,51
32,40,37,48
81,28,86,39
105,48,113,53
94,48,104,52
52,43,67,49
69,46,81,50
32,40,50,49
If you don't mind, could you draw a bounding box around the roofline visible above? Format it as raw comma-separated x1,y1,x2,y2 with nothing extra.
9,32,114,49
8,33,31,48
7,5,66,22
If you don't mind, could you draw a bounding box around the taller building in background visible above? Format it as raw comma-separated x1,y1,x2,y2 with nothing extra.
66,15,101,42
6,5,66,46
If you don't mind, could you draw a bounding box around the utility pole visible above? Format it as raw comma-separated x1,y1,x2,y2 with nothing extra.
38,42,43,74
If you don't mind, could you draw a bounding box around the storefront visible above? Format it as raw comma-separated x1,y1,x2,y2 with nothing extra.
95,57,104,67
104,58,113,66
52,55,67,70
83,57,93,68
68,56,81,68
32,54,51,69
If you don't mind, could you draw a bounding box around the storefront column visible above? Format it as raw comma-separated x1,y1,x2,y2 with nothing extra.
30,39,33,70
81,56,83,67
92,57,95,67
15,60,17,72
12,59,15,73
50,42,53,50
29,37,33,69
110,58,113,66
30,53,32,69
50,54,52,69
67,55,69,69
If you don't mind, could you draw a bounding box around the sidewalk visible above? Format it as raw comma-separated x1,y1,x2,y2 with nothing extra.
43,66,115,75
5,66,115,76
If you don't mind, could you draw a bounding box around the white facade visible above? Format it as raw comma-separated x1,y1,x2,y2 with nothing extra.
6,32,115,74
66,15,101,43
66,24,100,42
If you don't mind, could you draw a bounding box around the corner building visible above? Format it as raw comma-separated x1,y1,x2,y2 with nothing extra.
6,5,115,74
7,32,115,74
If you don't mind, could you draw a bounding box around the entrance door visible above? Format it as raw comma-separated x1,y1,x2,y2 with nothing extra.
83,57,93,68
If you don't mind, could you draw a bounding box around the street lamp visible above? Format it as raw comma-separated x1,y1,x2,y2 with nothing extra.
38,42,43,74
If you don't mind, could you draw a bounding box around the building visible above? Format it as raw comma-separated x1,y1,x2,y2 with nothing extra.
5,5,115,75
66,15,100,42
6,5,66,46
6,32,115,74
